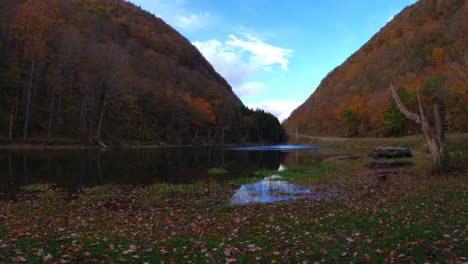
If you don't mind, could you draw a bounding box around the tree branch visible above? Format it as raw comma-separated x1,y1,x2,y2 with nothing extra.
433,103,445,147
389,84,421,124
463,50,468,66
415,87,426,121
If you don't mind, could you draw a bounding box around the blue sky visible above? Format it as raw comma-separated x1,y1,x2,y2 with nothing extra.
128,0,417,121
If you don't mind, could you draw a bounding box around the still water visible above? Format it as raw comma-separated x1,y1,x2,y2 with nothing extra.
230,175,336,204
0,145,342,203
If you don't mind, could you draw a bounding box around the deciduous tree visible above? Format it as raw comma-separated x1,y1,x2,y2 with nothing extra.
11,0,61,139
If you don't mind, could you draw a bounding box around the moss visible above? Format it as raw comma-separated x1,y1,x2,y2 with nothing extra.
208,167,227,175
229,176,263,185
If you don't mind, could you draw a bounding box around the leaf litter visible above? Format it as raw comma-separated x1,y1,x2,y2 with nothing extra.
0,169,466,263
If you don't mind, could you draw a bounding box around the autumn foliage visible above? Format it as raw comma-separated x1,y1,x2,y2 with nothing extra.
0,0,286,144
284,0,467,136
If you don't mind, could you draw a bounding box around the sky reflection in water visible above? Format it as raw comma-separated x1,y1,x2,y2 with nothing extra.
226,145,320,151
230,175,334,205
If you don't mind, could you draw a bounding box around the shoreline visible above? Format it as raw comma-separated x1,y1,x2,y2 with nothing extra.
0,142,249,150
0,133,466,150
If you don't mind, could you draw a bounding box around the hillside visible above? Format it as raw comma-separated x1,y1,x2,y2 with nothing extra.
284,0,468,137
0,0,286,145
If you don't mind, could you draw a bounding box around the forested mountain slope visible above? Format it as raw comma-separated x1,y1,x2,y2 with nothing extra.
0,0,286,145
284,0,467,137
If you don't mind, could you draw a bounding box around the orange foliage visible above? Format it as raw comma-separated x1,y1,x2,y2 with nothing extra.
11,0,61,60
431,47,445,66
183,96,216,127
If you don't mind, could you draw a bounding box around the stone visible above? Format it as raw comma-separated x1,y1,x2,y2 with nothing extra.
368,147,412,159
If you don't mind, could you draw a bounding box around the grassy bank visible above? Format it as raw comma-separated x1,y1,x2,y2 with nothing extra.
298,133,466,148
1,167,467,262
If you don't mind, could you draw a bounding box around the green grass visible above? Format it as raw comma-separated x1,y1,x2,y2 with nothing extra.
229,176,264,185
301,135,426,150
208,167,228,175
255,159,365,185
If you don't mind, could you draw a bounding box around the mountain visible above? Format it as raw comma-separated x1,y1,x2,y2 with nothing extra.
284,0,467,137
0,0,286,144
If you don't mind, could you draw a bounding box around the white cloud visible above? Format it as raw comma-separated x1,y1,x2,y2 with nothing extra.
193,33,292,91
235,82,266,97
133,0,213,32
176,12,213,31
193,40,236,64
248,100,302,122
226,34,293,71
193,40,256,87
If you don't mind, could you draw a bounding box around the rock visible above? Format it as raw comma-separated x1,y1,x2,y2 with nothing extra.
368,147,412,159
365,160,414,169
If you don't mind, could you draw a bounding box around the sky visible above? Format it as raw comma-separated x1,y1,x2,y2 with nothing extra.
128,0,418,121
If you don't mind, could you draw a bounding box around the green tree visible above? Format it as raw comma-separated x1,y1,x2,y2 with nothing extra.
382,87,410,136
341,109,357,136
382,101,405,136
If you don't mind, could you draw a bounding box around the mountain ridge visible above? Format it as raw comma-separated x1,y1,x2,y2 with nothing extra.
284,0,467,136
0,0,286,144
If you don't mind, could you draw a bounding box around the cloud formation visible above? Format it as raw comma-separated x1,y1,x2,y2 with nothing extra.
175,12,213,31
193,39,256,87
142,0,213,32
226,34,293,71
193,33,292,91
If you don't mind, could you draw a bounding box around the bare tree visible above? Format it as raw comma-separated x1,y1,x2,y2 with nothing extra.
47,25,81,139
98,51,129,144
84,43,130,147
390,84,448,171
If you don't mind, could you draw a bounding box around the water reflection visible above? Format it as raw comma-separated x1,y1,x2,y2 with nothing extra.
0,145,342,189
226,145,320,151
0,147,288,186
230,175,334,205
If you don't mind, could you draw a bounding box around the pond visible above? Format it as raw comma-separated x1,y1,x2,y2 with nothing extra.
0,145,343,203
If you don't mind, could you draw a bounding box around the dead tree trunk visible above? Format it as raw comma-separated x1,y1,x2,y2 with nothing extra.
9,97,18,141
47,88,56,139
8,106,14,141
23,52,36,140
390,84,448,171
96,94,108,148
